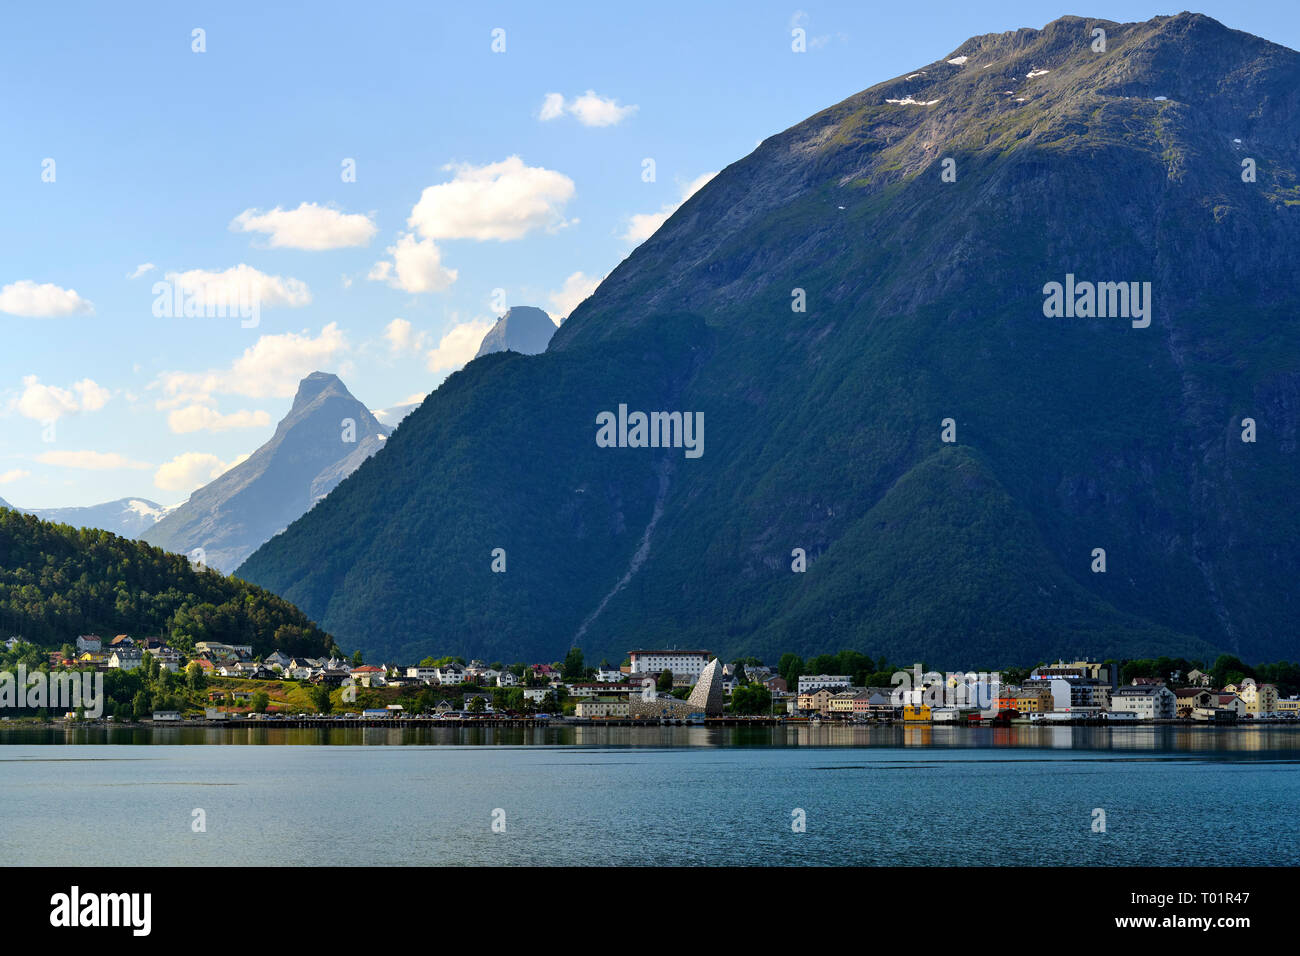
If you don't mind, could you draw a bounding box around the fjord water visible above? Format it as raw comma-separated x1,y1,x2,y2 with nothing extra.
2,726,1297,866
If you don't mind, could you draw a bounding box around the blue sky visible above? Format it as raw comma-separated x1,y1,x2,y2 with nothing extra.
2,0,1297,508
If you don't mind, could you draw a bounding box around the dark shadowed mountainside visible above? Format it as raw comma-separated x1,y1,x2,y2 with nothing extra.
238,14,1299,668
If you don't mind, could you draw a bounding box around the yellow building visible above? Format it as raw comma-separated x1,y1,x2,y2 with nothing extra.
575,698,630,718
828,691,859,716
1014,688,1053,714
1236,680,1279,716
903,705,932,721
798,688,836,715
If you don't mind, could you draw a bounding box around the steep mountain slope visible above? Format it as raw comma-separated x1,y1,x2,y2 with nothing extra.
238,14,1299,668
143,372,390,572
0,508,335,657
3,497,171,538
474,306,558,359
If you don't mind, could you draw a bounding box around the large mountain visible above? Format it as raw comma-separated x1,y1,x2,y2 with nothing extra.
474,306,558,359
143,372,390,572
238,14,1300,669
0,497,170,538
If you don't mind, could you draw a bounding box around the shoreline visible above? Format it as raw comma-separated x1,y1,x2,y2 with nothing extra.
2,716,1296,732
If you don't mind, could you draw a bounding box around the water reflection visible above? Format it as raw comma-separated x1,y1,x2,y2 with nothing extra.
2,722,1298,754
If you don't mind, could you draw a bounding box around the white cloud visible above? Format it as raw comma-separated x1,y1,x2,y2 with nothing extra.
539,92,566,121
0,469,30,484
74,380,111,411
407,156,575,241
426,319,495,374
230,202,378,250
368,234,457,293
539,90,638,127
384,318,429,354
548,271,602,320
0,280,94,317
164,264,312,310
166,405,272,434
154,322,349,406
153,452,245,493
36,450,150,471
14,376,111,422
623,171,717,243
127,263,156,280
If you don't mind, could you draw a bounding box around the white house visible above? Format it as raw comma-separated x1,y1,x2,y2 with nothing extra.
496,671,518,687
351,665,387,688
435,664,466,684
522,687,552,704
407,665,439,682
108,649,143,671
797,675,852,695
594,667,623,683
1110,685,1176,720
76,635,102,653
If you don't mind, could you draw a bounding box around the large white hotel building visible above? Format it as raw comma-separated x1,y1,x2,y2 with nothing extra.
628,649,713,685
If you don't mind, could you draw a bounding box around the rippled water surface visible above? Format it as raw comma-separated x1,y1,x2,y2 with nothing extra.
1,724,1295,865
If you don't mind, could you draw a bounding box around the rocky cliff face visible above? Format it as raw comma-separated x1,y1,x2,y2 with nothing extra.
238,14,1300,668
474,306,558,359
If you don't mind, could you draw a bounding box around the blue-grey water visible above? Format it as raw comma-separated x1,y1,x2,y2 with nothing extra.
2,724,1297,865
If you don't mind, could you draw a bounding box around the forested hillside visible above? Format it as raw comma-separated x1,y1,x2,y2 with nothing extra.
0,508,336,658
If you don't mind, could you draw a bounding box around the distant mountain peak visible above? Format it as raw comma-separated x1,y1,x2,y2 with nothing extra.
0,497,170,539
474,306,558,359
290,371,349,412
141,372,391,572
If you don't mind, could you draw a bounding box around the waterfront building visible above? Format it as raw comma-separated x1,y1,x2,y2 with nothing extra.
627,649,713,685
1175,688,1216,717
1110,685,1176,720
1013,686,1055,712
1235,680,1279,716
628,658,725,718
1026,674,1110,711
829,690,860,717
567,682,635,697
796,674,852,695
797,687,837,715
575,698,630,718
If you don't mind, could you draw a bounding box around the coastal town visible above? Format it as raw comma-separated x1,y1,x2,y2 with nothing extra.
1,637,1297,727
